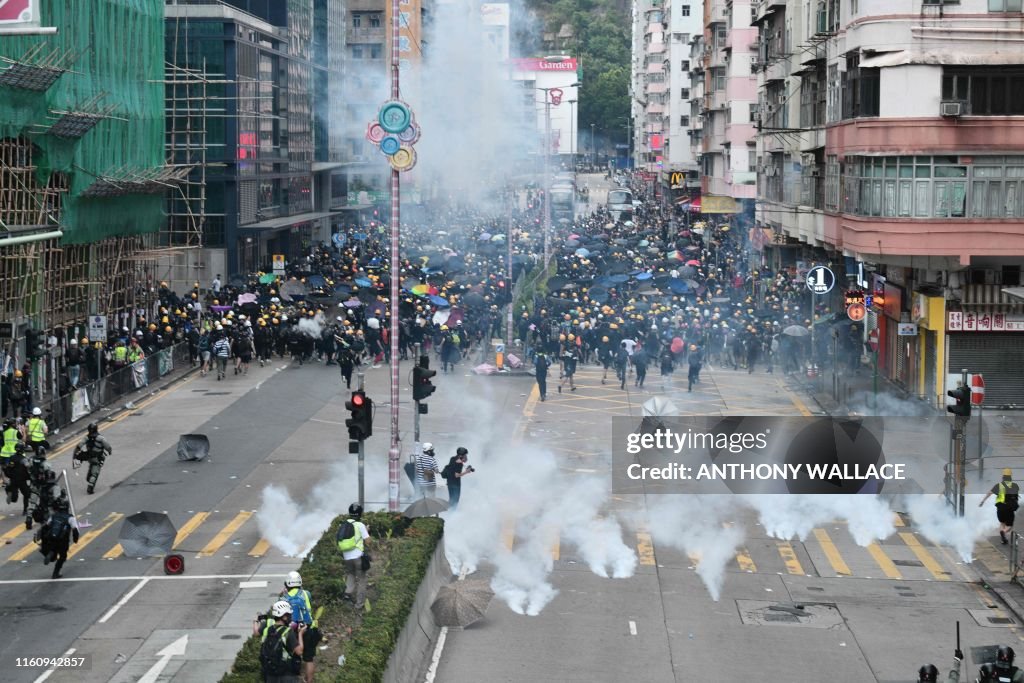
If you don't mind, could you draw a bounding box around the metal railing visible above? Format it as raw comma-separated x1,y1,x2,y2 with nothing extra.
35,342,193,433
1009,530,1024,582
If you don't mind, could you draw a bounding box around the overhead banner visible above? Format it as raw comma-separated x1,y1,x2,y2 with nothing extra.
699,195,739,214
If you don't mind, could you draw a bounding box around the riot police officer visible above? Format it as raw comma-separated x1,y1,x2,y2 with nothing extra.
978,646,1024,682
73,422,112,494
3,442,30,514
918,647,962,681
26,454,64,529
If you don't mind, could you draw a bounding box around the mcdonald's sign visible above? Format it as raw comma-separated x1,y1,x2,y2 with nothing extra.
669,171,685,189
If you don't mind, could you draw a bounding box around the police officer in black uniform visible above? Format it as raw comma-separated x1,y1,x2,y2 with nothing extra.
73,422,112,494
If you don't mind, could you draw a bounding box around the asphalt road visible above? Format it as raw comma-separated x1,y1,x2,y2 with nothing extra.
0,358,410,682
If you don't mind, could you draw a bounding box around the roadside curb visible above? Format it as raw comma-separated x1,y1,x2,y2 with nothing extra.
971,558,1024,624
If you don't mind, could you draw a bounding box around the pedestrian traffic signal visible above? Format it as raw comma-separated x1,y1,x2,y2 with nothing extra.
25,329,45,360
947,385,972,418
345,390,373,440
413,355,436,402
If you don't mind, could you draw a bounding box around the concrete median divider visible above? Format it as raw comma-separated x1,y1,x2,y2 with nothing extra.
386,538,451,683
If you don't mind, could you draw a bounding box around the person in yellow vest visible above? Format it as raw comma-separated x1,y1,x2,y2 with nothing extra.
127,338,145,364
980,468,1021,544
1,418,20,493
24,407,48,456
110,340,129,369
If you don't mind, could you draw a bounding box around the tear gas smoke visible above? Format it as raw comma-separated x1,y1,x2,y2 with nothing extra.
296,313,325,338
256,455,399,558
905,495,996,562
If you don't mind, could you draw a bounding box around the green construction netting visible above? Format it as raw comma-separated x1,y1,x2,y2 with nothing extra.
0,0,165,244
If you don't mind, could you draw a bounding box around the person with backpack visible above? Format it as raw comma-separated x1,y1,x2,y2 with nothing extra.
533,348,550,402
415,443,441,498
3,441,30,514
337,503,370,610
980,468,1021,544
197,330,211,377
253,600,305,683
280,571,320,683
37,497,79,579
441,447,475,511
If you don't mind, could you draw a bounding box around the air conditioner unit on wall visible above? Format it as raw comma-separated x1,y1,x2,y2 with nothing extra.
940,101,964,117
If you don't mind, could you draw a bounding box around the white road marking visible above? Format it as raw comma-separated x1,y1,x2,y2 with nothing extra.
99,577,150,623
425,567,469,683
0,573,289,586
310,418,347,426
33,648,75,683
239,580,268,588
629,620,637,636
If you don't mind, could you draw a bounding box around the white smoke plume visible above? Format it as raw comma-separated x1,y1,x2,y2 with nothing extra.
296,312,325,338
746,494,896,546
642,496,742,601
256,454,398,558
904,494,997,562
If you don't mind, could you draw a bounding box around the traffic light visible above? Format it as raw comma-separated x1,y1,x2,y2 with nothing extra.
947,385,972,418
413,355,436,403
345,390,373,441
25,329,45,360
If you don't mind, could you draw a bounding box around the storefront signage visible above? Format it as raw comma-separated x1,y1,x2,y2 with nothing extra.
882,282,902,320
845,290,865,306
806,266,836,295
699,194,740,214
947,311,1024,332
670,172,685,189
511,57,579,71
897,323,918,336
911,293,929,323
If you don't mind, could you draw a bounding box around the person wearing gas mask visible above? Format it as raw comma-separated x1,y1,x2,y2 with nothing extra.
917,646,962,682
977,646,1024,682
26,455,64,530
73,422,112,494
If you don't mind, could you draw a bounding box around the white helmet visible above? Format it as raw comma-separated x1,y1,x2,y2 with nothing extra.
270,600,293,618
32,407,42,416
285,571,302,588
422,442,434,453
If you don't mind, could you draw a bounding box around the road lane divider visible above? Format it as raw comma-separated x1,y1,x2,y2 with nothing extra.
197,511,253,557
866,542,903,580
776,541,805,576
68,513,124,559
635,530,656,566
248,539,271,557
172,511,210,549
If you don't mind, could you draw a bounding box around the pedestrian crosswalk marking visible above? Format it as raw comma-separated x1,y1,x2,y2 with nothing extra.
9,536,39,562
68,513,124,560
899,532,950,581
735,547,757,573
636,531,656,566
248,539,271,557
197,511,253,557
103,544,124,560
813,529,852,576
173,512,210,549
0,521,29,544
866,542,902,579
776,541,804,575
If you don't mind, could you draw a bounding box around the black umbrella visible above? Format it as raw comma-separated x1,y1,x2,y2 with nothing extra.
228,274,246,287
608,262,629,274
589,286,609,303
176,434,209,462
546,275,568,291
279,281,307,302
118,512,178,557
463,292,485,307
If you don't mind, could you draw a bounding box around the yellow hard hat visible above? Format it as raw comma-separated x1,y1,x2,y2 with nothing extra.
81,337,89,345
568,334,575,341
1005,468,1013,477
441,325,448,331
14,370,23,378
161,316,169,324
559,333,566,341
272,318,280,324
602,336,609,343
165,325,172,333
148,323,157,331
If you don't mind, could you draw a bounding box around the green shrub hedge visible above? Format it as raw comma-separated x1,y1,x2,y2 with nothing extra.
219,512,443,683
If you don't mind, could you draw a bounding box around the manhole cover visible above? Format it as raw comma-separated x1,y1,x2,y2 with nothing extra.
894,585,911,590
898,592,916,597
806,587,825,592
893,560,924,567
969,609,1017,628
737,600,843,629
221,634,242,640
989,617,1015,625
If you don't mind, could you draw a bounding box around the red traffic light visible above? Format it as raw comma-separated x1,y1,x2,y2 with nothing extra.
351,393,365,407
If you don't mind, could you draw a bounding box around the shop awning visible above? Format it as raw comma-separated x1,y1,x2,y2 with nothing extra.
1003,287,1024,302
240,210,343,231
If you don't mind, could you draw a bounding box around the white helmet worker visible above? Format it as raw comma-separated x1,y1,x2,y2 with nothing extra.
422,442,434,454
285,571,302,589
270,600,293,618
32,407,42,416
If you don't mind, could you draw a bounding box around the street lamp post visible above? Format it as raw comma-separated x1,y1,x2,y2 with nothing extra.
590,123,596,167
568,99,577,165
535,82,580,266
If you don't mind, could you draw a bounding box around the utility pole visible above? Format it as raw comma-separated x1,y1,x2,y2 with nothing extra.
506,186,514,349
591,123,596,166
357,371,366,509
387,0,401,511
544,92,551,266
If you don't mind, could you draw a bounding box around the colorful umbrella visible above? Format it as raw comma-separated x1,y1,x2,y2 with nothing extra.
258,273,277,284
427,295,449,308
666,250,684,262
412,284,439,296
686,259,701,266
237,293,257,305
354,277,373,287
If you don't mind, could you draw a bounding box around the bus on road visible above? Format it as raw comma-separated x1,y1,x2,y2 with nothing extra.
608,188,633,221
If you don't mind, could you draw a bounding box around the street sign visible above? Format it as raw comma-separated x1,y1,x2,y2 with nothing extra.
272,254,285,276
0,322,12,338
806,266,836,295
897,323,918,336
847,303,866,321
971,373,985,406
88,315,107,342
868,328,879,352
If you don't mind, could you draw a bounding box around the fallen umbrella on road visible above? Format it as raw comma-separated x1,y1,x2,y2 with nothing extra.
431,579,494,628
119,511,178,557
176,434,210,462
